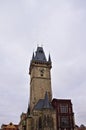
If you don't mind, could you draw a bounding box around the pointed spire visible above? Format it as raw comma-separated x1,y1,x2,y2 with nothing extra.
27,106,30,115
43,92,50,108
48,53,52,63
27,101,30,115
33,46,47,62
32,52,34,61
33,92,52,110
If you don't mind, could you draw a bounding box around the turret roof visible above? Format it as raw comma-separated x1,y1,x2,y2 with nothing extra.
29,46,52,74
34,92,52,110
32,47,47,62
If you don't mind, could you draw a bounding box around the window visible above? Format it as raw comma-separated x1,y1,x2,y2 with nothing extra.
60,116,69,127
60,104,68,113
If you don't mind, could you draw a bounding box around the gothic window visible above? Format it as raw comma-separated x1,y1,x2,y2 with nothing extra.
60,104,68,113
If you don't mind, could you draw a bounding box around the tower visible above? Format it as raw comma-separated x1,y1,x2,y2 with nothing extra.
29,46,52,113
18,46,75,130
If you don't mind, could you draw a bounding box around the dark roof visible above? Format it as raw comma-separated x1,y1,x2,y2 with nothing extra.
43,92,50,108
31,46,52,64
52,98,71,102
34,99,44,110
34,92,52,110
33,47,47,62
48,53,51,63
29,46,52,74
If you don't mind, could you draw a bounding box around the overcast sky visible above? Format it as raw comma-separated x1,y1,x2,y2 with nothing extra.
0,0,86,127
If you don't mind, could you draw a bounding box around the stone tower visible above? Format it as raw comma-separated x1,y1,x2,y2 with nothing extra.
29,46,52,113
25,46,57,130
19,46,75,130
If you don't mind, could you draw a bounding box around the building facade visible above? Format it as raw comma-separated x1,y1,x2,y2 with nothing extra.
19,46,75,130
52,99,75,130
1,122,18,130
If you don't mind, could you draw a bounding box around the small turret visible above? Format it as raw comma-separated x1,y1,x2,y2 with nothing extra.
48,53,52,63
32,52,34,61
29,46,52,112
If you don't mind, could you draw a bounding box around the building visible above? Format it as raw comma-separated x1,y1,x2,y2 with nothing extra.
75,125,86,130
19,46,75,130
1,122,18,130
52,99,74,130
